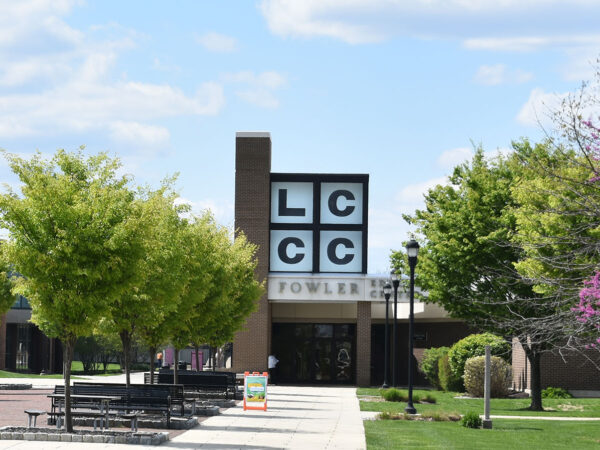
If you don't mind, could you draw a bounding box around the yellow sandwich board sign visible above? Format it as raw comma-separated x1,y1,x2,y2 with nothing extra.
243,371,268,411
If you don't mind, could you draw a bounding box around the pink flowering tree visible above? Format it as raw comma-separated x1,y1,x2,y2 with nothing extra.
574,271,600,347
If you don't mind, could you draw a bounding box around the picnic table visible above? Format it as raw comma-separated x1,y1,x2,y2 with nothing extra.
47,393,122,430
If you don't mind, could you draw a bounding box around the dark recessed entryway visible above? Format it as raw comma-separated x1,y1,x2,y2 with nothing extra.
272,323,355,384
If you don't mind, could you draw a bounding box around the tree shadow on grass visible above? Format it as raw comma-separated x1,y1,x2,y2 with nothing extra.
494,425,543,432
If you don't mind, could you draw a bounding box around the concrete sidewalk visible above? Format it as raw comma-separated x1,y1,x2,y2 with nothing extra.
0,385,366,450
0,372,146,389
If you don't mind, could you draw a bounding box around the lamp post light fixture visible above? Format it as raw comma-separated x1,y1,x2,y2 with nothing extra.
382,282,392,389
390,270,400,387
405,239,420,415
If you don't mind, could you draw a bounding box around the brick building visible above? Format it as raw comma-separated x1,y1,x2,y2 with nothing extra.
1,294,61,373
230,132,470,386
512,339,600,395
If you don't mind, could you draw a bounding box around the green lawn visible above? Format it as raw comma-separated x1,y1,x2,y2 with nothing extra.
358,388,600,418
360,388,600,449
0,361,121,378
70,361,121,373
365,419,600,449
0,370,65,379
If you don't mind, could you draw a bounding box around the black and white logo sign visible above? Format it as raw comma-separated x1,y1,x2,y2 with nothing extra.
269,174,368,273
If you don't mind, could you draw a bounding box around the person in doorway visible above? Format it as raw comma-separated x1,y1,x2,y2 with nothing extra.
268,354,279,384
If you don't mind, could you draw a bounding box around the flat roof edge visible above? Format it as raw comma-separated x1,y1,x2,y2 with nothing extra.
236,131,271,138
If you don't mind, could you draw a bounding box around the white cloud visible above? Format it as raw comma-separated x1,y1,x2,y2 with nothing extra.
258,0,600,77
516,88,567,127
0,0,83,49
0,77,225,138
175,197,234,227
485,147,513,160
367,175,449,272
473,64,533,85
396,177,448,205
224,71,287,109
152,58,181,73
464,34,600,52
109,122,170,149
437,147,473,169
0,3,226,144
367,207,410,272
195,32,238,52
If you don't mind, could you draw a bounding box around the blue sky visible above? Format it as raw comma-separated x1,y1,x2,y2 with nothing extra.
1,0,599,273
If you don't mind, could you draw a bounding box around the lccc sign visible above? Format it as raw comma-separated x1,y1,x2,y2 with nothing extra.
269,174,368,274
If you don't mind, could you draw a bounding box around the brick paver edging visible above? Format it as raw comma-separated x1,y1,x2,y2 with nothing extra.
0,426,169,445
0,384,32,390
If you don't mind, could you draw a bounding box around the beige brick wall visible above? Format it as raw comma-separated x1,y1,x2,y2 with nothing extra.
356,301,371,386
232,135,272,373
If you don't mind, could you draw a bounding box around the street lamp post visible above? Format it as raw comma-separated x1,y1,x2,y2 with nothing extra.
405,239,420,414
390,270,399,387
382,282,392,389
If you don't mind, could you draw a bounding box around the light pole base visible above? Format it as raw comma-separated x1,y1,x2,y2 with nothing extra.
381,383,389,389
404,404,417,414
482,419,492,429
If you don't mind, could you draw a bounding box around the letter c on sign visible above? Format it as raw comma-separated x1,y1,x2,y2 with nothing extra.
278,237,305,264
328,190,355,217
327,238,354,265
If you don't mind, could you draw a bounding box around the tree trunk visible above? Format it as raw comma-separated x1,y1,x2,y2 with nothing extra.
212,346,216,370
173,348,179,385
208,346,212,370
119,331,132,388
194,345,201,372
149,346,156,385
63,336,76,433
527,350,543,411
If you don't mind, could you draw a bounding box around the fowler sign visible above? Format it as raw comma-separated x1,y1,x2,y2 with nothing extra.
269,173,368,273
268,275,407,302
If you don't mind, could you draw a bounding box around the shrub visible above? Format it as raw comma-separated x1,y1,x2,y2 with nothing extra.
421,393,437,403
419,346,449,389
382,388,405,402
463,355,512,398
424,411,461,422
460,411,482,429
439,353,463,392
542,387,573,399
377,411,460,421
447,333,511,388
130,362,149,371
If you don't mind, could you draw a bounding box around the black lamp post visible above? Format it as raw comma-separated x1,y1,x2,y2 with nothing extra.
390,270,399,387
382,282,392,389
405,239,420,414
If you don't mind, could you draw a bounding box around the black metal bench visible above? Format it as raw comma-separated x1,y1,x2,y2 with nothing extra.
53,383,184,428
74,382,185,416
148,370,237,399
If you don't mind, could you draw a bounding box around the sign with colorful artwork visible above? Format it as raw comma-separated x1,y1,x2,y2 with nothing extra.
243,371,268,411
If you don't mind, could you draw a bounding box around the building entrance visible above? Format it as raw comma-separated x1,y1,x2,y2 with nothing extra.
272,323,355,384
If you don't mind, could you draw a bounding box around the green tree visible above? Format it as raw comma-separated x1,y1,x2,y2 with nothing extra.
192,231,263,366
166,213,220,383
394,146,569,410
0,149,145,431
103,182,188,386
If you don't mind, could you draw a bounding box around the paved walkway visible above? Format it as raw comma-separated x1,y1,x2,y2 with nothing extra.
0,383,366,450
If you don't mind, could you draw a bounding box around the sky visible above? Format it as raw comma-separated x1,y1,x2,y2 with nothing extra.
1,0,599,274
